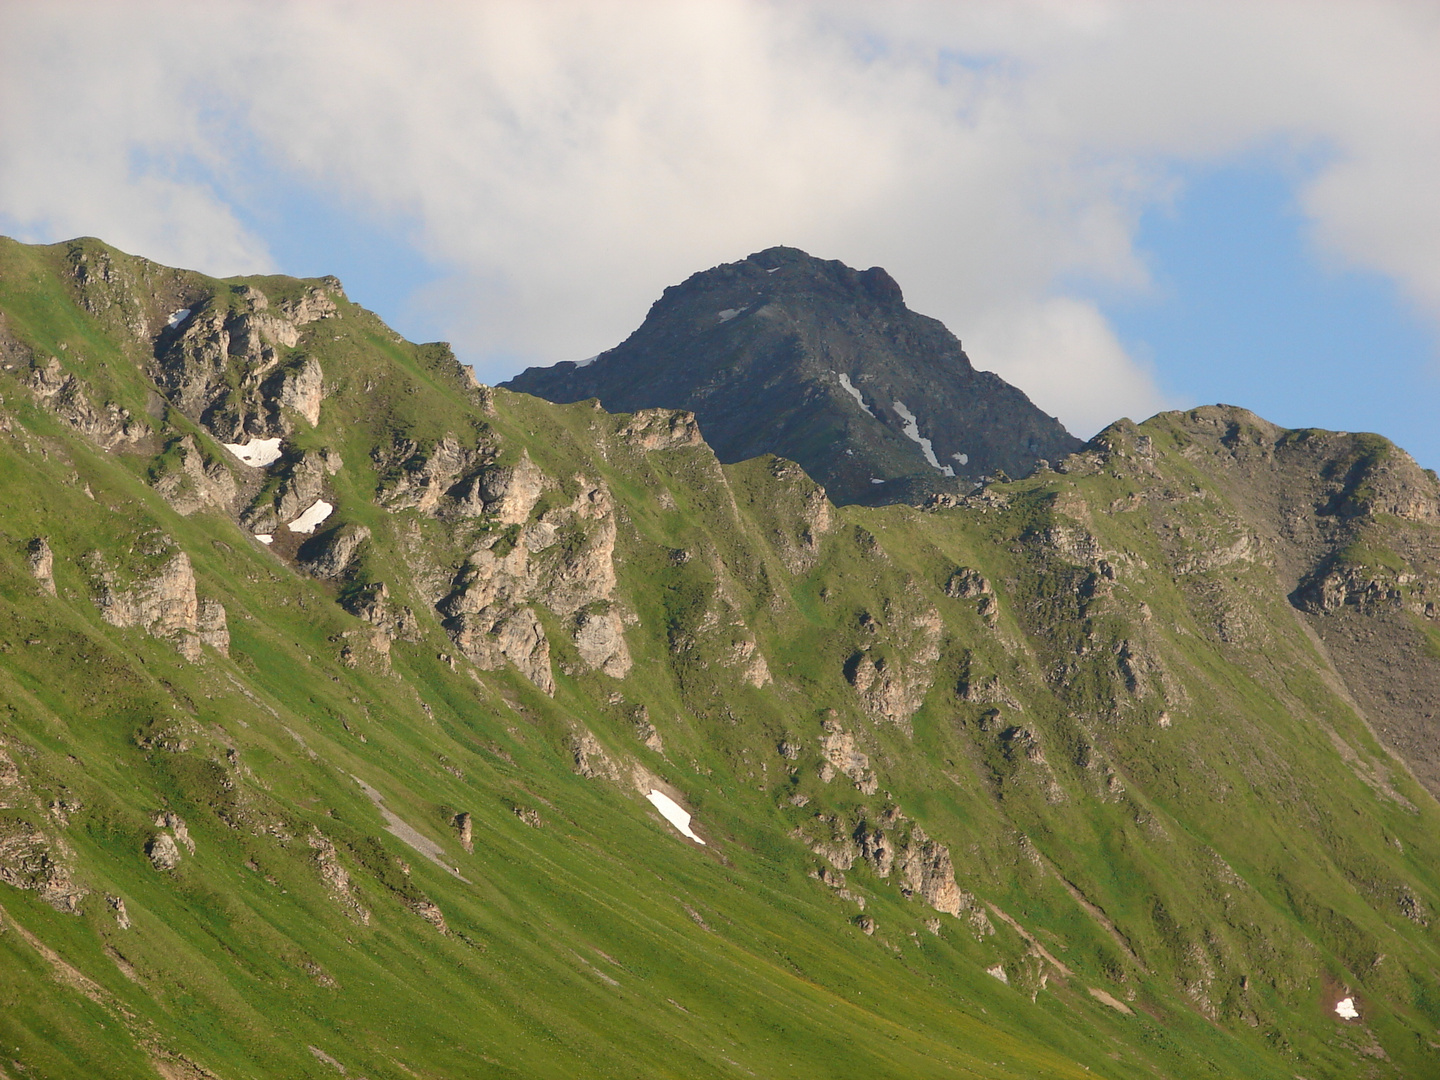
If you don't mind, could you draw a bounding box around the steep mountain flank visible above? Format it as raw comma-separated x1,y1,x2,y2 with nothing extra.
1118,408,1440,797
503,246,1081,505
1,235,1439,1079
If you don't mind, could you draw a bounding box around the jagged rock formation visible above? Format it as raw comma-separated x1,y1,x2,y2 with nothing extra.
504,246,1081,505
152,435,239,515
152,281,339,441
29,357,146,449
88,548,229,659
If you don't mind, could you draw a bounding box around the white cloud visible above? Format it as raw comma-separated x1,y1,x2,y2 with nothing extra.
1,0,1437,436
966,296,1168,439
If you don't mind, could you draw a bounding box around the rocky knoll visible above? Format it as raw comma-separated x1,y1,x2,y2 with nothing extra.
504,246,1080,505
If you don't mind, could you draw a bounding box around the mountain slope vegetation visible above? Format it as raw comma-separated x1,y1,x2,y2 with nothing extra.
1,236,1439,1079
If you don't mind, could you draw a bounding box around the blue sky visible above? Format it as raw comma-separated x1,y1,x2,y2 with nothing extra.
1106,162,1437,465
2,2,1437,466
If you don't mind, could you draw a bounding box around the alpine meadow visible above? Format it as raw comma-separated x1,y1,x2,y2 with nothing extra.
1,234,1439,1080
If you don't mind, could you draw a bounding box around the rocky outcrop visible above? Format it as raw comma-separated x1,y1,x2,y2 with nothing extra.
29,358,146,449
845,606,943,730
472,451,547,525
722,637,772,688
436,473,626,691
619,409,704,451
146,832,181,870
196,599,231,655
0,747,24,811
894,826,970,918
796,806,988,930
27,537,55,595
152,435,238,515
95,551,197,637
795,814,859,872
574,607,632,678
341,582,421,642
1294,556,1421,616
447,606,554,694
107,895,131,929
152,282,337,440
376,435,485,515
307,829,370,924
452,813,473,853
277,357,324,427
817,720,877,795
298,523,371,580
570,728,623,783
945,566,991,601
91,549,229,659
0,819,86,912
409,899,448,933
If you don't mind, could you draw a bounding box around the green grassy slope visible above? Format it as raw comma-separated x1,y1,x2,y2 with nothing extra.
0,236,1438,1079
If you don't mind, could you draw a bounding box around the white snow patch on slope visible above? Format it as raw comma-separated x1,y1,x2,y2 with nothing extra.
167,308,191,329
892,400,954,476
717,307,745,323
573,354,599,368
254,533,273,545
870,478,885,484
1335,997,1359,1019
287,500,334,534
224,438,284,469
836,373,874,416
952,452,969,466
646,790,705,844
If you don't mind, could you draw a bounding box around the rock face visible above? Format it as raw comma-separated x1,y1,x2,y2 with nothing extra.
92,549,229,659
818,720,877,795
152,435,239,516
27,537,55,595
152,281,337,441
503,247,1080,505
433,468,628,693
29,358,146,449
298,523,371,580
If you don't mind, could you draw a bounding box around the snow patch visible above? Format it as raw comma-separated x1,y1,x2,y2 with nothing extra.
167,308,191,329
845,448,855,456
836,373,874,416
952,452,969,466
223,438,284,468
254,534,274,545
573,354,599,368
1335,997,1359,1019
646,790,705,844
717,307,745,323
892,400,953,476
766,267,780,274
870,478,885,485
286,500,334,534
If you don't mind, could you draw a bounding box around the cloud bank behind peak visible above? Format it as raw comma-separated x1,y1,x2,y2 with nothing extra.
2,1,1437,438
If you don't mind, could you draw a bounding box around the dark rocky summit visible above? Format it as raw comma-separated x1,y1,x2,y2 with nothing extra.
504,246,1081,505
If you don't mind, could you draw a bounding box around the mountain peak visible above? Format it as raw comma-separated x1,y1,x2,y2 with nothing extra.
504,248,1079,504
